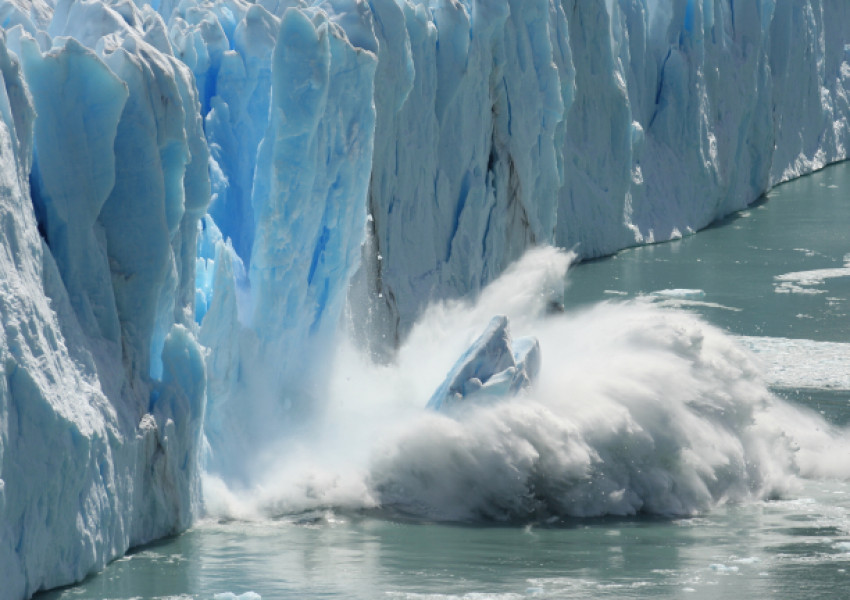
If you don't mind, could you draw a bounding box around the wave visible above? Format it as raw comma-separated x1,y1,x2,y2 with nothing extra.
202,247,850,522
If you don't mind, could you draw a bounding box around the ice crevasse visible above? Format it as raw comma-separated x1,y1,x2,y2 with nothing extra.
1,0,850,598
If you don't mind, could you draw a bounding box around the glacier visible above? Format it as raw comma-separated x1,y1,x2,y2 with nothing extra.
1,0,850,597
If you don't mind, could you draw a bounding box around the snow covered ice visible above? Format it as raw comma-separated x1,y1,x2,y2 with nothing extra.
2,0,850,598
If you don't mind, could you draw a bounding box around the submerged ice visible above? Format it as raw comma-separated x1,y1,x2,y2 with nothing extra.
3,0,850,598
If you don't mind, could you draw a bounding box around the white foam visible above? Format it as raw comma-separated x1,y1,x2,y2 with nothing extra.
204,248,850,522
709,564,740,573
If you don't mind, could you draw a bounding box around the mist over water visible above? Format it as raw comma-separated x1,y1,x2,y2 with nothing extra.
203,247,850,523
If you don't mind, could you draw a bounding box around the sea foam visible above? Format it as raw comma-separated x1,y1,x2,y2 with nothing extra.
203,247,850,521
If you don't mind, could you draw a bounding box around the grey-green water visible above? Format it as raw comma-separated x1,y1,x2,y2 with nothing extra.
40,162,850,599
37,493,850,599
567,162,850,343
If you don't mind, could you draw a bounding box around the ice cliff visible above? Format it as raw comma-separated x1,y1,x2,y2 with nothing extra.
0,2,208,597
2,0,850,597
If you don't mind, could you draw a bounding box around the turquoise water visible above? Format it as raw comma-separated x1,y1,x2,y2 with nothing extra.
567,162,850,343
39,162,850,599
36,493,850,599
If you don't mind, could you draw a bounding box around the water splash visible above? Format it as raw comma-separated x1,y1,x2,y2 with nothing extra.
203,247,850,522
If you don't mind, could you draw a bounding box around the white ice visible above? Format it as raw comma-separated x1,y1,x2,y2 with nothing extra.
774,254,850,294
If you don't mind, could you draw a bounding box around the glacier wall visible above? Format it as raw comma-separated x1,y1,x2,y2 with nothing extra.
0,2,208,598
357,0,850,342
1,0,850,598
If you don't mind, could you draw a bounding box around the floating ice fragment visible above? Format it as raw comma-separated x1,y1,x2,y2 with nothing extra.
732,556,761,564
774,255,850,294
738,336,850,389
650,289,706,300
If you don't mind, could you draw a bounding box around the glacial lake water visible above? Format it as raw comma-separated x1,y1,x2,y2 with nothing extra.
38,161,850,599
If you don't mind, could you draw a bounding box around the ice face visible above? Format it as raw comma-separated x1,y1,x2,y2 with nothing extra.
0,4,208,599
347,0,850,346
3,1,850,598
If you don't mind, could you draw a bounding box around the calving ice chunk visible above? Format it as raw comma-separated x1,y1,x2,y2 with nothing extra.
427,315,540,411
